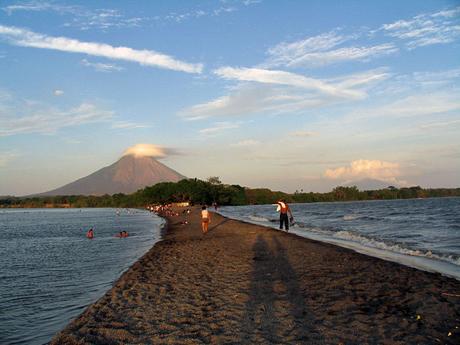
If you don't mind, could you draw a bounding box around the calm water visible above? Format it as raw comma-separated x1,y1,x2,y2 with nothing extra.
0,208,164,345
219,197,460,280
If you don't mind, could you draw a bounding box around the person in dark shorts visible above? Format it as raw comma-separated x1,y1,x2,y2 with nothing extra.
277,200,294,231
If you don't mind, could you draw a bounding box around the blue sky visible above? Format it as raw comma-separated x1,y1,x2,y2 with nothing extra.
0,0,459,195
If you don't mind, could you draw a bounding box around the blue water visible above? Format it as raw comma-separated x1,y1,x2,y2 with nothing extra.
0,208,164,345
219,197,460,280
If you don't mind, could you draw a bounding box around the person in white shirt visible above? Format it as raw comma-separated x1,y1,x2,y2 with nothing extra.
201,205,211,234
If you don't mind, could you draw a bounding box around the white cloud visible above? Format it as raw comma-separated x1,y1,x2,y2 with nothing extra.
214,67,364,98
199,121,240,134
0,25,203,73
81,58,123,72
266,31,398,68
381,7,460,48
230,139,260,147
123,144,166,158
0,102,114,136
53,89,64,96
324,159,405,184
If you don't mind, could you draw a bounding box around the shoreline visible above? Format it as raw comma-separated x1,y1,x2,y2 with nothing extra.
218,211,460,281
51,207,460,344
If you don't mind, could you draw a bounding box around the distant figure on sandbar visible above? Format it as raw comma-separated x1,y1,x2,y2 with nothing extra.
277,200,294,232
86,228,94,239
201,205,211,234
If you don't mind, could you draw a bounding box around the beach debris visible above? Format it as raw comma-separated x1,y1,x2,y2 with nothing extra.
416,315,422,321
448,331,452,336
441,292,460,297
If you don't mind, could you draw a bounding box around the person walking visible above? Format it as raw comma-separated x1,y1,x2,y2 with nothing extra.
277,200,294,232
201,205,211,234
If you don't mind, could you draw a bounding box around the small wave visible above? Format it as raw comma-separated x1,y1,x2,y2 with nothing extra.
248,215,270,223
333,231,460,266
343,214,359,221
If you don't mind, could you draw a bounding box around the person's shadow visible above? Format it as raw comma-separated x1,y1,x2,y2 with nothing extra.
240,234,323,344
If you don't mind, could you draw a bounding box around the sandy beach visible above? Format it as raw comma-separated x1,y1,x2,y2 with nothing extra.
51,207,460,344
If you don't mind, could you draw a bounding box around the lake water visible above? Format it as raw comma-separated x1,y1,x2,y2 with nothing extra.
0,208,164,345
219,197,460,280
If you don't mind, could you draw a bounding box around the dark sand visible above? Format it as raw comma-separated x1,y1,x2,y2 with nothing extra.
51,207,460,344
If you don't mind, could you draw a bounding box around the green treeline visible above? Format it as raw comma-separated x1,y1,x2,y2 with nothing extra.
1,178,459,208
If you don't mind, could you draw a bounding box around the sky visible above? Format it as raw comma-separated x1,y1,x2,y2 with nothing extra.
0,0,459,195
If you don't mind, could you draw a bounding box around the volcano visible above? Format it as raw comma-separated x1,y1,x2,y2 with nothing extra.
39,154,186,196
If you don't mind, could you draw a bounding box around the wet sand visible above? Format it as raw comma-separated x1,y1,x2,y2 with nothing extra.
51,207,460,344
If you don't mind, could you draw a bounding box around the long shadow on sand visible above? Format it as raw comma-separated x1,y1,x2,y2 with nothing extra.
209,218,230,232
240,234,324,344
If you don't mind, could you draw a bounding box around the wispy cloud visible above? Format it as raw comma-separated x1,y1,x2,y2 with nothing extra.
419,119,460,130
266,31,398,68
0,102,114,136
199,121,240,135
0,150,20,167
214,67,364,98
2,1,71,15
181,68,388,120
348,92,460,120
53,89,64,96
290,130,317,137
0,25,203,73
230,139,260,147
112,121,149,130
381,6,460,48
2,1,148,31
81,58,123,72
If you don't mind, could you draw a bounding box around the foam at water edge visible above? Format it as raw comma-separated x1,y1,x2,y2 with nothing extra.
333,230,460,266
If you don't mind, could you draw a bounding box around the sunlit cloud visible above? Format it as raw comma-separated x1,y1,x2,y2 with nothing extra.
0,25,203,73
324,159,406,185
123,143,166,158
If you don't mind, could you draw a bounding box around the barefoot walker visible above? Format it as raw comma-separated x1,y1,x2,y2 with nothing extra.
201,205,211,234
277,200,294,231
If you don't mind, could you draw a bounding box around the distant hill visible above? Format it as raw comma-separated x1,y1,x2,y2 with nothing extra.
344,178,397,191
37,154,186,196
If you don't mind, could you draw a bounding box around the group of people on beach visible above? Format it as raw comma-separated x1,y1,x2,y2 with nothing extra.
150,199,294,235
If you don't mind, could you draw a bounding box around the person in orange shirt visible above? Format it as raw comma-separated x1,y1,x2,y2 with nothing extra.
277,200,294,232
201,205,211,234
